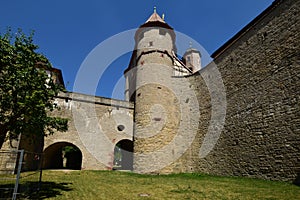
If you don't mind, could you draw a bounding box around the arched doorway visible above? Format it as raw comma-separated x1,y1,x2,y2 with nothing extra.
114,139,133,170
43,142,82,170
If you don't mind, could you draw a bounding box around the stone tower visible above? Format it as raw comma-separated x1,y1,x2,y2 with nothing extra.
124,8,194,173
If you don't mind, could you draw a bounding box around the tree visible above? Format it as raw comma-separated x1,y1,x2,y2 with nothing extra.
0,29,68,149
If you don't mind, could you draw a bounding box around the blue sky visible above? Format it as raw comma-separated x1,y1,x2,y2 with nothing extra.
0,0,274,100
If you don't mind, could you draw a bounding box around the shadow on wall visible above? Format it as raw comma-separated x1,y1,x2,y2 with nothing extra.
294,173,300,186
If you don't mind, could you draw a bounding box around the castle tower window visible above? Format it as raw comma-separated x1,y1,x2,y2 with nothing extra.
159,29,167,35
149,41,153,47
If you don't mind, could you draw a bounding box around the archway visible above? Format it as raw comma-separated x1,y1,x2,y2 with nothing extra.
43,142,82,170
114,139,133,170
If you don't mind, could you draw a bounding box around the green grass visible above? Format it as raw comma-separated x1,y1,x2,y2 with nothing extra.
1,170,300,199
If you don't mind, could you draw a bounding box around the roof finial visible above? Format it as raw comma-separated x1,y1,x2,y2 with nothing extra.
189,41,193,48
154,6,157,13
162,13,165,21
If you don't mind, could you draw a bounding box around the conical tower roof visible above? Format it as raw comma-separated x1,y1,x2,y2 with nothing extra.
135,7,175,41
145,10,165,24
139,7,173,30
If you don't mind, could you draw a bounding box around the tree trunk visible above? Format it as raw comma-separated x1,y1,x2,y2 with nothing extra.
0,125,8,149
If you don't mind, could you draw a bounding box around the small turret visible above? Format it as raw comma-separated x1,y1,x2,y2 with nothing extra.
183,45,201,73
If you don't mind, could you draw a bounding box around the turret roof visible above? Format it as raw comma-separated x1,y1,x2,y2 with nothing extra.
145,11,165,24
183,48,202,57
139,8,173,30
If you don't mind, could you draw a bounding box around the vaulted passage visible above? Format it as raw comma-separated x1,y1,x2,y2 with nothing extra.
43,142,82,170
114,139,133,170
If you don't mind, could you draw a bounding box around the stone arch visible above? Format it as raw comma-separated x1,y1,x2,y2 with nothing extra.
43,142,82,170
113,139,133,170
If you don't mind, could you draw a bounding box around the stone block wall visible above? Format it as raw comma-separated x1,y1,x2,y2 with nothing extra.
44,92,134,170
1,0,298,183
190,0,299,181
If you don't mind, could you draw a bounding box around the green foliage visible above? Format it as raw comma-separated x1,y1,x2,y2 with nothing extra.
0,28,68,148
63,146,80,154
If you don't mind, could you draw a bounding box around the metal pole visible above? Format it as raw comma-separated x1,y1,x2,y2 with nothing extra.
38,153,43,191
12,149,24,200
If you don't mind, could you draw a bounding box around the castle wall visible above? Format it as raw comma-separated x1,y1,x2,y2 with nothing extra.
44,92,134,170
190,0,299,181
0,140,19,174
133,64,203,174
1,0,298,182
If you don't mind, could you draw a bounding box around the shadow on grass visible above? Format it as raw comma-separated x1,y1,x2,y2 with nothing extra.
0,181,72,199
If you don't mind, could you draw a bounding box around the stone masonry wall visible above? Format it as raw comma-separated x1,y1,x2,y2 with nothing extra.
191,0,299,181
2,0,298,182
44,92,134,170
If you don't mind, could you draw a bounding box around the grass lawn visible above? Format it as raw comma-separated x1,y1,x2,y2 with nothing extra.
1,170,300,199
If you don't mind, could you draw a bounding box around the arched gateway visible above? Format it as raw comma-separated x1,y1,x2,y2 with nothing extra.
114,139,133,170
43,142,82,170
